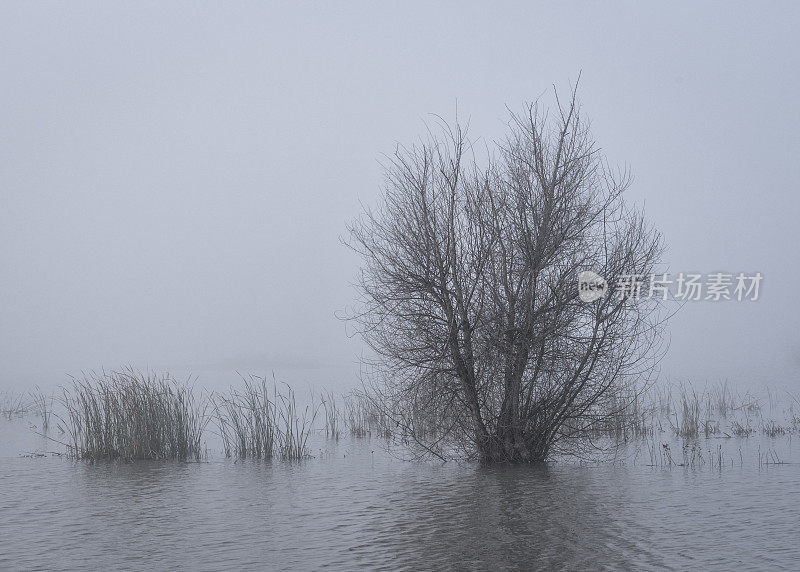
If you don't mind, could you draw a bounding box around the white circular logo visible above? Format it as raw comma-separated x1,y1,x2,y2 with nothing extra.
578,271,607,302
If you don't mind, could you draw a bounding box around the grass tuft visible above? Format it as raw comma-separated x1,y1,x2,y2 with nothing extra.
61,369,207,461
213,374,318,460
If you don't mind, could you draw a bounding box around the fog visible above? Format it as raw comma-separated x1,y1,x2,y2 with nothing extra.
2,2,798,392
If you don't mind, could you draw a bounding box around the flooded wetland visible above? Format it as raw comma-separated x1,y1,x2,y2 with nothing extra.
3,3,800,570
2,378,799,571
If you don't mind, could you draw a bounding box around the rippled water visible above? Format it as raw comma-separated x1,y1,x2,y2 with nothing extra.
2,416,799,571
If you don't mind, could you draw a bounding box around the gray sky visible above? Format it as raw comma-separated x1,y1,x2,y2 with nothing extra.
2,2,798,392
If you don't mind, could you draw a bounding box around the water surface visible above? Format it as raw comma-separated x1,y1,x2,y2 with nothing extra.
1,417,798,570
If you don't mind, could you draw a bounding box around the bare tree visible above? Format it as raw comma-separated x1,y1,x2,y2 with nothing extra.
346,85,665,463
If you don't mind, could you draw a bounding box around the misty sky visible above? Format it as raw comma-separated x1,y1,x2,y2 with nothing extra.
2,2,798,392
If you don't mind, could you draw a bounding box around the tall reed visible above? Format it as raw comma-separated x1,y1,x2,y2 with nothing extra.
343,392,392,438
276,385,317,460
213,374,277,459
30,387,53,431
213,375,318,460
321,391,341,440
61,369,206,461
1,391,27,419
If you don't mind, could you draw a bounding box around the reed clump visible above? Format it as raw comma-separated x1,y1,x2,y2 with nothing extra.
558,384,657,442
761,419,788,438
343,392,392,438
1,391,28,419
30,387,53,431
277,386,317,459
213,375,317,460
321,391,341,440
61,369,206,461
730,417,755,437
213,375,277,459
596,387,656,440
673,387,701,439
